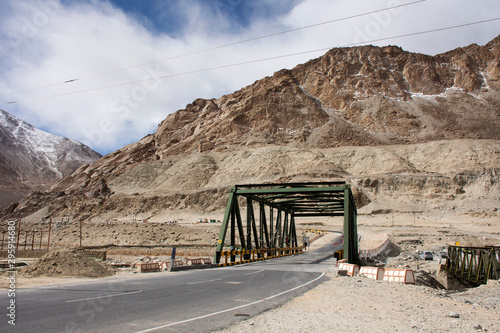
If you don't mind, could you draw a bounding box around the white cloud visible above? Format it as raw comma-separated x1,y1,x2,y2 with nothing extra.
0,0,498,154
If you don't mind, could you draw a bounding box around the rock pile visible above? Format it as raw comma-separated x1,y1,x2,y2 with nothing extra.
22,249,116,278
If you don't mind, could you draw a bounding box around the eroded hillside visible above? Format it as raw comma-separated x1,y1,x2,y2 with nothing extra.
2,36,500,221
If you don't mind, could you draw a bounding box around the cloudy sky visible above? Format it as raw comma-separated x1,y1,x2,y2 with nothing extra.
0,0,498,155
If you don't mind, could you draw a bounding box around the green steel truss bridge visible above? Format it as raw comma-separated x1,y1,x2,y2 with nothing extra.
214,182,358,265
444,245,500,284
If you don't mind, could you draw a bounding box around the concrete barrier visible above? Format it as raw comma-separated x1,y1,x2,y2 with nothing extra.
187,258,212,265
136,262,160,273
383,268,415,284
188,258,203,265
338,263,360,276
359,266,384,280
336,259,347,267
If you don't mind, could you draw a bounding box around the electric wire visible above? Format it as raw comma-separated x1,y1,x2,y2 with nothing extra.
5,17,499,104
0,0,426,98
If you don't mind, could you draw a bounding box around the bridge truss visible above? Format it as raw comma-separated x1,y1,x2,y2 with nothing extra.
444,245,500,284
214,182,358,264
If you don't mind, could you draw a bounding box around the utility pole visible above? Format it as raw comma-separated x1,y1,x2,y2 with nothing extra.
79,220,83,248
31,230,36,250
47,218,52,251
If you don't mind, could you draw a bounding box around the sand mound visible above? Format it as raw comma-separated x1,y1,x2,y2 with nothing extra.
22,249,116,278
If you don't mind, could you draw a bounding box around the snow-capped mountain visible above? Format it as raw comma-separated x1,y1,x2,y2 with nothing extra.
0,109,102,206
3,35,500,221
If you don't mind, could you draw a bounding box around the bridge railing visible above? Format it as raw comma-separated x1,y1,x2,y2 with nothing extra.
444,245,500,284
305,228,328,234
218,247,303,266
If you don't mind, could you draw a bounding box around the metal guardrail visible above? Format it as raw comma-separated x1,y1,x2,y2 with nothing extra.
219,247,303,266
305,228,328,234
444,245,500,284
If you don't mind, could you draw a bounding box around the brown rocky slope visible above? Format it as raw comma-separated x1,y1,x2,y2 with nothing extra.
2,35,500,221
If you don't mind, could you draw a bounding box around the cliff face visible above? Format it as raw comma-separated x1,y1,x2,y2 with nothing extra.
3,36,500,220
152,36,499,156
0,109,102,207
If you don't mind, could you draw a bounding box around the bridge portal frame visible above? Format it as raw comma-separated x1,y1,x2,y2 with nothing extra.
214,182,358,264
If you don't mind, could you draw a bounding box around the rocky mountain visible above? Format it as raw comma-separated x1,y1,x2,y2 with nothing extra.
2,35,500,221
0,109,102,206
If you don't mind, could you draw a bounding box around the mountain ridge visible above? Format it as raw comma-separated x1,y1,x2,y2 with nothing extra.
0,109,102,206
2,35,499,220
151,36,499,157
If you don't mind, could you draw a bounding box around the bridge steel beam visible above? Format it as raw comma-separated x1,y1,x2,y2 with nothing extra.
215,182,358,264
444,245,500,284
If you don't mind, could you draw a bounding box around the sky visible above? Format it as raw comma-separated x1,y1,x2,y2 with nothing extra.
0,0,498,155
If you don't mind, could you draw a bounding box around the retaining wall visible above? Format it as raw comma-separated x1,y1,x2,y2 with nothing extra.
359,234,391,259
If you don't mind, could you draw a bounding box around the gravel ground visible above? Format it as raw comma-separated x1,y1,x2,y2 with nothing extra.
216,274,500,333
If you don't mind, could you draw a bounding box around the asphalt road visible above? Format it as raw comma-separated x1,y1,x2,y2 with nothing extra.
1,234,343,333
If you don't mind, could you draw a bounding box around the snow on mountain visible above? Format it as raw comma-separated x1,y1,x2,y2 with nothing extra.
3,35,500,221
0,109,102,206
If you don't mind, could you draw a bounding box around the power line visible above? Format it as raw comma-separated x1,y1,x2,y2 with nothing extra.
5,17,500,104
0,0,426,98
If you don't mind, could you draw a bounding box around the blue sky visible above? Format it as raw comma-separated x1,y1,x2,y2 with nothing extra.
0,0,499,155
106,0,301,36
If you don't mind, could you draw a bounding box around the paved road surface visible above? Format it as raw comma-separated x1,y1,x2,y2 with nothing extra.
1,234,343,333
